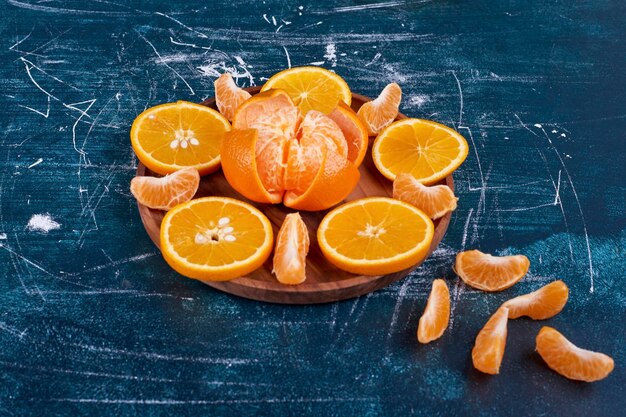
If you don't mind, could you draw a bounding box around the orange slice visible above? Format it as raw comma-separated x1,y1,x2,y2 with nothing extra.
160,197,273,281
372,118,469,183
417,279,450,343
130,167,199,211
214,73,252,121
455,250,530,292
503,280,569,320
131,101,231,175
261,66,352,114
536,326,614,382
357,82,402,136
472,306,509,374
393,173,458,220
317,197,434,275
327,102,369,167
272,213,310,285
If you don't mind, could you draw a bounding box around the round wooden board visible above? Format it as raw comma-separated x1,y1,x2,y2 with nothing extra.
136,86,454,304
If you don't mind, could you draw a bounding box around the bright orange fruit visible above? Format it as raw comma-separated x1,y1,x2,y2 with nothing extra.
455,250,530,292
372,118,468,184
357,82,402,136
417,279,450,343
472,306,509,374
130,167,199,210
131,101,230,175
327,102,369,167
160,197,273,281
214,73,252,121
393,173,458,220
536,326,614,382
272,213,310,285
503,280,569,320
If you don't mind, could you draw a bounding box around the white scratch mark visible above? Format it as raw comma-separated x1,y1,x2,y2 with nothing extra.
364,52,382,67
43,397,376,405
155,11,208,38
451,70,463,126
26,213,60,233
0,322,27,339
308,61,325,66
282,46,291,68
328,1,432,13
27,158,43,168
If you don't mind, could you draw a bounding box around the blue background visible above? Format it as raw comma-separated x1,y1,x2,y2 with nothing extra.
1,0,625,415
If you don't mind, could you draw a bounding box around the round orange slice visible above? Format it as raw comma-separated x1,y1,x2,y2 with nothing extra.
472,306,509,375
503,280,569,320
130,167,199,211
455,250,530,292
393,173,458,220
317,197,434,275
272,213,310,285
131,101,231,175
536,326,614,382
261,66,352,114
372,118,469,184
357,82,402,136
214,73,252,121
160,197,274,281
417,279,450,344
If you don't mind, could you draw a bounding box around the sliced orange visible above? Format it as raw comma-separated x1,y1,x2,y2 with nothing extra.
272,213,310,285
327,102,369,167
130,167,199,211
357,82,402,136
160,197,273,281
372,118,469,183
131,101,231,175
536,326,614,382
417,279,450,344
214,73,252,121
472,306,509,374
393,173,458,220
317,197,434,275
455,250,530,292
503,280,569,320
260,66,352,114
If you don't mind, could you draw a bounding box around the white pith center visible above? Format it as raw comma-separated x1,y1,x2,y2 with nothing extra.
194,217,236,244
357,223,386,239
170,129,200,150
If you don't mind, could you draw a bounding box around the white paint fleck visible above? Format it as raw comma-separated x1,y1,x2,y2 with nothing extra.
408,94,429,108
0,233,7,240
534,123,542,128
551,129,558,133
560,133,566,137
28,158,43,168
27,214,61,233
324,43,337,67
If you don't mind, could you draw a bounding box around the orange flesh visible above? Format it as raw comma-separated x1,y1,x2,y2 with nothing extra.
273,213,310,285
130,167,199,211
472,306,509,374
455,250,530,292
417,279,450,343
503,280,569,320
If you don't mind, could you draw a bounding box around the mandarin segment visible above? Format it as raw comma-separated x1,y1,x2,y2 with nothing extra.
272,213,310,285
536,327,614,382
357,82,402,135
130,167,199,211
503,280,569,320
393,173,458,220
455,250,530,292
214,73,252,121
472,306,509,375
417,279,450,343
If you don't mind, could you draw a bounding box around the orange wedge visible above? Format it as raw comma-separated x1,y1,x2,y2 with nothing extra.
261,66,352,114
455,250,530,292
160,197,273,281
472,306,509,374
393,173,458,220
357,82,402,136
372,118,469,183
317,197,434,275
131,101,230,175
214,73,252,121
503,280,569,320
327,102,369,167
130,167,199,211
417,279,450,343
536,326,614,382
272,213,310,285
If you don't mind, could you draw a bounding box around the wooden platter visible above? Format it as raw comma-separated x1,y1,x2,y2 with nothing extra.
136,86,454,304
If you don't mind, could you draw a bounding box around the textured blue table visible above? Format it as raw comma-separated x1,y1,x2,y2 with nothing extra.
1,1,625,415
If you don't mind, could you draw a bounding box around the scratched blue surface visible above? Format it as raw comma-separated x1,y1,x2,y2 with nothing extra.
1,0,625,415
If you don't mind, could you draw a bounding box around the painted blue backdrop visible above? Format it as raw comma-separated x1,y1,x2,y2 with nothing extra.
1,0,625,415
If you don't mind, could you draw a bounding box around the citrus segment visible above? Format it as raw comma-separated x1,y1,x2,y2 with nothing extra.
472,306,509,375
160,197,274,281
372,118,469,183
503,280,569,320
273,213,310,285
131,167,199,211
214,73,252,121
327,103,369,167
131,101,231,175
417,279,450,344
317,197,435,275
261,66,352,114
357,82,402,136
455,250,529,292
298,110,347,159
536,327,614,382
393,173,458,220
